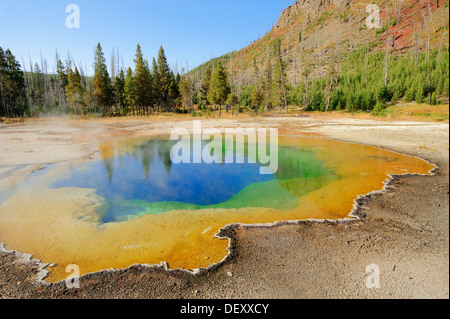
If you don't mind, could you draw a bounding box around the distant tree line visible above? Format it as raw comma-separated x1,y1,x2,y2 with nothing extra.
191,38,289,116
0,43,187,118
195,46,449,116
289,47,450,115
62,43,184,117
1,40,449,119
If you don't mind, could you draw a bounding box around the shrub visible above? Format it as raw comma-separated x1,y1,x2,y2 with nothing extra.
415,84,424,104
404,88,415,102
371,102,387,117
378,85,391,104
431,92,438,105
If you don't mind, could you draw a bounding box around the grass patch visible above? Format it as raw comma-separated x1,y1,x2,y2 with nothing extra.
384,103,449,122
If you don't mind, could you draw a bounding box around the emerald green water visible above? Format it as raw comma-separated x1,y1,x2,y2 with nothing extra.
50,138,339,222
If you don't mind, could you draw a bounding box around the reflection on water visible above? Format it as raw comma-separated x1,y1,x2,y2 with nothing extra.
51,138,336,223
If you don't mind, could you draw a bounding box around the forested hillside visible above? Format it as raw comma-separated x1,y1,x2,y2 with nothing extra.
190,0,449,114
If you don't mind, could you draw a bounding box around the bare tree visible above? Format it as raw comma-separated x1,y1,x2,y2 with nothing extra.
111,49,116,85
425,0,436,32
384,2,390,86
28,56,35,116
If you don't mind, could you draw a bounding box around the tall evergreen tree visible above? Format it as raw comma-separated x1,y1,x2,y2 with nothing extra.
151,57,161,113
65,66,85,114
168,70,180,110
0,48,27,117
200,66,212,106
32,63,44,109
56,59,68,111
114,69,126,114
0,47,9,117
157,46,171,111
145,60,154,111
226,92,239,115
92,43,112,113
133,44,152,115
124,67,135,114
207,63,230,116
179,75,194,113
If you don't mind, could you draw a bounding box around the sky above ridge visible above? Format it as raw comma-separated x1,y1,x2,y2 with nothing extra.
0,0,293,75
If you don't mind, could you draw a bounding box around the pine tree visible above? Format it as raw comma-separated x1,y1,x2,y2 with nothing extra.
207,63,230,116
179,75,194,113
0,47,9,117
0,49,27,118
146,60,154,112
201,66,212,106
226,92,239,116
92,43,112,114
168,70,180,110
114,69,125,114
174,72,181,108
133,44,152,115
157,46,172,111
56,59,68,111
151,58,161,113
124,67,135,114
32,63,44,109
65,66,85,115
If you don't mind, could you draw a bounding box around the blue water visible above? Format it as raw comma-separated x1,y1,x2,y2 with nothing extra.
51,138,275,222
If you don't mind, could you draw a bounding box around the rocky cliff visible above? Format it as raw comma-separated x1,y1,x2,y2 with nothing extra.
193,0,449,85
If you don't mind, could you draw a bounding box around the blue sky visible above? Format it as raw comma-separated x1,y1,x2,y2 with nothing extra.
0,0,293,75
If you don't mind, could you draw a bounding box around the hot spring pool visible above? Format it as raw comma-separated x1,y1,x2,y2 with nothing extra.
0,136,434,283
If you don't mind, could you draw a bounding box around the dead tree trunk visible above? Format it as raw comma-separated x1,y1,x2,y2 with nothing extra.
384,2,390,87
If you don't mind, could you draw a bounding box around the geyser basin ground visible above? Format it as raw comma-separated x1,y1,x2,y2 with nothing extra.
0,136,434,283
